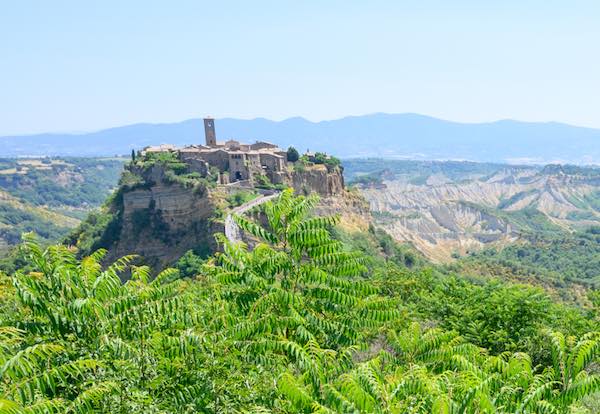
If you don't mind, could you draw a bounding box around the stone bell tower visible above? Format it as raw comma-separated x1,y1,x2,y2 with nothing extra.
204,117,217,147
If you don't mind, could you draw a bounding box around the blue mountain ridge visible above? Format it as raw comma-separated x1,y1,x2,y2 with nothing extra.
1,113,599,164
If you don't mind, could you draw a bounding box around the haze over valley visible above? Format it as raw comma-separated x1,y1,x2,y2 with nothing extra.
3,113,600,164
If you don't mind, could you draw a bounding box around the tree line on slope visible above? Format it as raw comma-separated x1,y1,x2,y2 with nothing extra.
0,189,598,413
0,158,126,261
0,158,124,208
456,227,600,293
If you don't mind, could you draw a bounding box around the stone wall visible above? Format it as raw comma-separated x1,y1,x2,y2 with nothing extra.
179,156,209,176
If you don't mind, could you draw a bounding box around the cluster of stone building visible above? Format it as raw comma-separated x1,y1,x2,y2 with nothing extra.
142,118,289,185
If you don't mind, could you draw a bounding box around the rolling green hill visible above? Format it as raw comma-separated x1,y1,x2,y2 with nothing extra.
0,157,125,255
0,190,78,248
454,227,600,300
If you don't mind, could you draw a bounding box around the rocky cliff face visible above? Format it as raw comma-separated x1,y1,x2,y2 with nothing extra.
107,181,221,270
103,162,363,271
314,189,371,232
291,165,345,196
291,166,369,230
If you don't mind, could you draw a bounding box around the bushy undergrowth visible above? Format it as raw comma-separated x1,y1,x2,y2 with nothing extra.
0,190,598,413
458,226,600,289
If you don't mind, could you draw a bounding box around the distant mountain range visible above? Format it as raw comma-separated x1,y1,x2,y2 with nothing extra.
2,113,600,164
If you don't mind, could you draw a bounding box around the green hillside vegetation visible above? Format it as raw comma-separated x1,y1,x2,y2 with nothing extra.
0,158,125,256
0,191,79,261
0,158,124,208
343,159,516,183
0,190,598,413
0,203,72,246
497,190,538,209
457,201,561,235
583,190,600,212
496,207,561,234
456,227,600,292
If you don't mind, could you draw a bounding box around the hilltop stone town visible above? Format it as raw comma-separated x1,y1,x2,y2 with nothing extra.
141,118,292,185
108,117,365,270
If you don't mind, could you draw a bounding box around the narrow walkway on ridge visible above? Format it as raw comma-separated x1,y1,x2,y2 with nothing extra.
224,192,280,243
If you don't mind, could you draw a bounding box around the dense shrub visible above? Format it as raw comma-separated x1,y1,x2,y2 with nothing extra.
0,192,597,413
286,146,299,162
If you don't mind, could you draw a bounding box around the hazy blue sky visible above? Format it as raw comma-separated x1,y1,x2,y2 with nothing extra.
1,0,599,135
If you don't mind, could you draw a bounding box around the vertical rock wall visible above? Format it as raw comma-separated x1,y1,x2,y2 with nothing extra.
109,183,220,271
291,165,345,196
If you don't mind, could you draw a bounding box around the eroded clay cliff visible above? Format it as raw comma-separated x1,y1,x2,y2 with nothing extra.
358,167,600,262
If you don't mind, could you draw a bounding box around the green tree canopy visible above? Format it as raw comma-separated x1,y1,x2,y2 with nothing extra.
286,146,300,162
0,191,598,413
